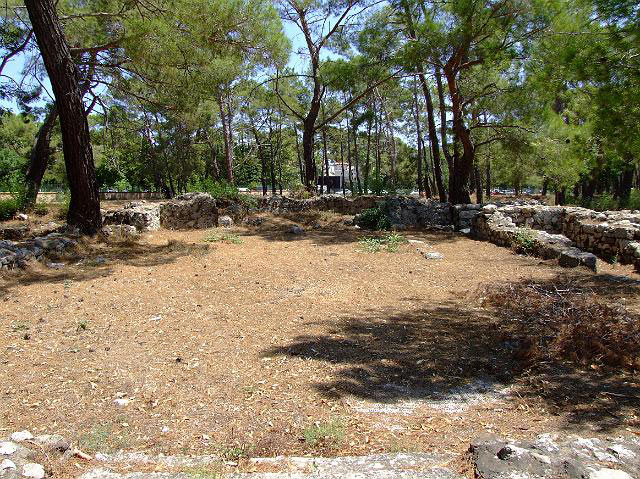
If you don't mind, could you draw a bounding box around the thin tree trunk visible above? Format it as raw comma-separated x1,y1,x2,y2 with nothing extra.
340,135,346,196
365,114,372,194
377,90,397,186
412,80,424,197
485,161,491,198
294,123,304,185
474,163,483,204
24,105,58,206
25,0,101,233
435,66,454,191
346,117,354,195
217,92,234,184
322,127,330,194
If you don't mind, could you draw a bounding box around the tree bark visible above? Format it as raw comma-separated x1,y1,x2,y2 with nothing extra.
24,105,58,206
217,92,234,184
25,0,101,234
443,64,474,205
485,161,491,198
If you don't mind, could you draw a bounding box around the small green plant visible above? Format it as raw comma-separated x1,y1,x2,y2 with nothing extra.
12,321,29,332
56,191,70,220
186,466,221,479
610,254,619,265
356,204,391,230
77,320,89,331
203,230,243,244
385,232,407,252
359,236,384,252
303,420,345,447
358,233,406,253
0,197,19,220
218,443,252,461
33,202,49,216
512,228,537,254
78,424,112,453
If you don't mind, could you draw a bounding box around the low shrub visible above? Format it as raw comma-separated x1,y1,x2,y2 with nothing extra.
356,204,391,230
33,202,48,216
0,197,19,220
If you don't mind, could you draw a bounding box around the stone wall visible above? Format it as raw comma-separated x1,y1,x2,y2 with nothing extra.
0,233,77,270
385,197,452,230
471,204,640,272
159,193,218,230
102,202,160,232
261,195,379,215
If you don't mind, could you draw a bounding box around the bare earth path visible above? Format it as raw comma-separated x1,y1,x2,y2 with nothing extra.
1,216,639,477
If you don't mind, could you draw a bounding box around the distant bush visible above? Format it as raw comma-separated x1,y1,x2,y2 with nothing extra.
290,184,312,199
0,197,19,220
356,204,391,230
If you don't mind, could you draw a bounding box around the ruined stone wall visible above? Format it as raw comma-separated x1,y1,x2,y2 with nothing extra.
159,193,218,230
471,204,640,272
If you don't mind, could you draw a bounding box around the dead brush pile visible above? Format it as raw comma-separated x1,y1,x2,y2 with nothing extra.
481,280,640,370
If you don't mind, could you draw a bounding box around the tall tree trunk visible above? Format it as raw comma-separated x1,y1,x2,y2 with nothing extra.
435,66,453,184
377,90,397,185
294,123,304,185
24,105,58,206
346,117,354,195
417,72,447,202
340,135,346,196
474,163,483,204
412,80,424,197
443,64,474,205
302,72,323,191
365,115,372,194
353,124,362,195
485,161,491,198
217,93,234,184
620,160,635,204
25,0,101,234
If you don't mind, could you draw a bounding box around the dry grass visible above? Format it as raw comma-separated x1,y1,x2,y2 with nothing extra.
1,214,639,476
481,279,640,370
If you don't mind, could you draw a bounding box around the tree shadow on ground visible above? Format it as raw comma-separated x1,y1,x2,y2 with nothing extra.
0,238,211,297
262,272,640,432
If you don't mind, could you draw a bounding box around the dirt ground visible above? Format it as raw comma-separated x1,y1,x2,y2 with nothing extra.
1,211,639,477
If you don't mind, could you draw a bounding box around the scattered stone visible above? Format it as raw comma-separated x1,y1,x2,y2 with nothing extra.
470,434,640,479
31,435,70,453
101,224,138,239
15,213,28,221
21,463,44,479
424,252,444,260
47,262,65,269
0,459,16,470
9,431,32,442
559,248,598,272
113,398,130,407
243,216,264,226
589,468,633,479
217,215,234,227
289,226,305,235
0,442,17,455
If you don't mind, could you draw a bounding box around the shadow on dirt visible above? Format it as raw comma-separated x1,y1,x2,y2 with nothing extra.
0,239,211,297
263,272,640,432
